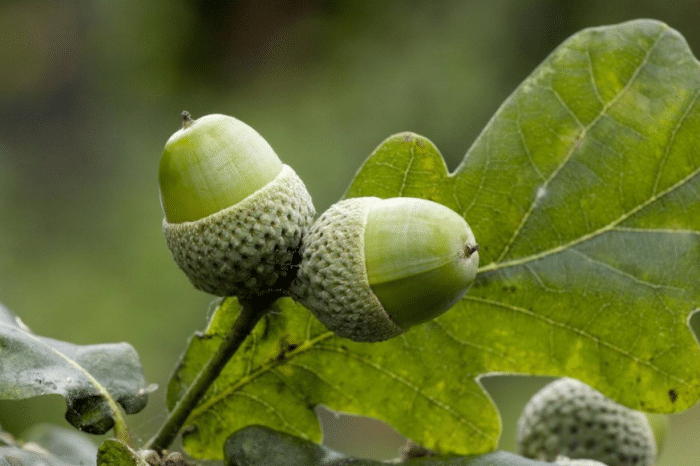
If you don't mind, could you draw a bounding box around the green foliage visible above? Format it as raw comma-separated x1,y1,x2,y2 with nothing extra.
0,446,76,466
224,425,557,466
347,19,700,410
168,19,700,460
0,424,96,466
224,425,338,466
168,298,331,459
96,439,148,466
0,303,149,436
22,424,98,466
1,15,699,466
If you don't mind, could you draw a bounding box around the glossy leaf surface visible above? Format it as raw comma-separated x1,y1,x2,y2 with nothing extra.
22,424,98,466
0,423,96,466
223,425,559,466
0,304,149,435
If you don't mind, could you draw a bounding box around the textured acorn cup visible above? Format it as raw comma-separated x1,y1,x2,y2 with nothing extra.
516,378,658,466
159,112,315,297
292,197,479,342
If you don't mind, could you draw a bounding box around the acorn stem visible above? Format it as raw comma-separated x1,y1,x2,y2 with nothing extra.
466,243,479,258
181,111,194,129
143,293,278,452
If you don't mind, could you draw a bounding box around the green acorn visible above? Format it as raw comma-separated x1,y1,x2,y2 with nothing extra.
516,378,660,466
292,197,479,342
159,112,315,297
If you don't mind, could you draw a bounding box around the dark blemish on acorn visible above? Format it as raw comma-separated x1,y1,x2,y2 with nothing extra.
466,243,479,258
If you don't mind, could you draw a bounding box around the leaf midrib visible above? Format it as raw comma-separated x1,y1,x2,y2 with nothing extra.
454,23,700,276
0,321,111,397
461,295,690,387
490,26,668,265
477,162,700,275
0,320,127,437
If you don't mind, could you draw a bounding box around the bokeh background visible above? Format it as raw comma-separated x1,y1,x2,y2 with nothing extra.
1,0,699,464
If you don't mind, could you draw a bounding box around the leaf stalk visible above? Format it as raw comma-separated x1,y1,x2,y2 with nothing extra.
143,294,276,452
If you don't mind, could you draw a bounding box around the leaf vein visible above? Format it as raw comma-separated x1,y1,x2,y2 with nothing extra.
492,28,667,265
653,86,700,195
568,248,685,293
479,162,700,274
398,142,417,196
461,295,687,385
460,133,491,216
312,345,496,443
190,331,336,416
586,48,605,107
432,321,518,365
516,101,545,181
613,226,700,235
285,362,357,403
0,322,114,405
524,264,567,293
233,391,308,438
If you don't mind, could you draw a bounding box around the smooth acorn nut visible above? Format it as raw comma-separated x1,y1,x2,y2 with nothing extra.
516,378,659,466
292,197,479,342
159,112,315,297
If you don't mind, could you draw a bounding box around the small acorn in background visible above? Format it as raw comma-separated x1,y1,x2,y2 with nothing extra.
516,378,661,466
292,196,479,342
159,112,315,298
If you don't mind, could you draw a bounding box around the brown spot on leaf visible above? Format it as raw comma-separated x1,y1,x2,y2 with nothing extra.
669,389,678,403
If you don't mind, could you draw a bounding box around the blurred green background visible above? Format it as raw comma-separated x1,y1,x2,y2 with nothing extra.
0,0,699,464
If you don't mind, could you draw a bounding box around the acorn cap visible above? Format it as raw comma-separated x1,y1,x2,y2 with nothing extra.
159,113,315,297
292,197,479,342
516,378,658,466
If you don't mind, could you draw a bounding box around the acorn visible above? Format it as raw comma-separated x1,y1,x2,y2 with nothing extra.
516,378,659,466
292,197,479,342
159,112,315,297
